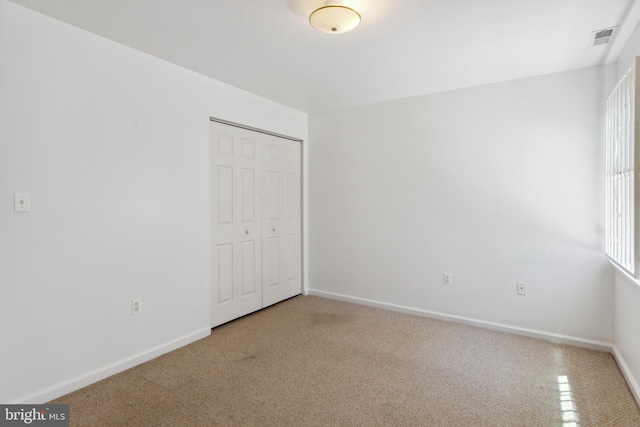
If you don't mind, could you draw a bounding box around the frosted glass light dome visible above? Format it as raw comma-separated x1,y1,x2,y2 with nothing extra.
309,3,361,34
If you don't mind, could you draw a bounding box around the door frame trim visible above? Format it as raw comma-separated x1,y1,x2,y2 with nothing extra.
210,117,303,143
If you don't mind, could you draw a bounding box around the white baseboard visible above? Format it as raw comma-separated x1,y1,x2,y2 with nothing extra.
308,289,613,353
612,345,640,407
10,327,211,404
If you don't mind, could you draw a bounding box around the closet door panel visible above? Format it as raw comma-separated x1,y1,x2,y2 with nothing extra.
282,140,301,298
262,137,301,307
210,124,262,328
262,141,283,306
266,171,281,220
240,240,256,296
237,155,261,309
216,243,234,303
265,236,281,287
211,132,237,325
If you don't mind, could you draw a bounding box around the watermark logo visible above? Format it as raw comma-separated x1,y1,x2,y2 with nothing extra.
0,405,68,427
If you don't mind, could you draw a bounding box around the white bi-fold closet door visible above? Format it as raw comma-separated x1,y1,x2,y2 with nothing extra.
210,120,301,328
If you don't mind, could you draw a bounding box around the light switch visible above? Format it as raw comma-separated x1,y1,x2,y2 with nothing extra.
14,193,30,212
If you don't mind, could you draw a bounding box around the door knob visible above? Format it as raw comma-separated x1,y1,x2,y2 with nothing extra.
245,229,249,234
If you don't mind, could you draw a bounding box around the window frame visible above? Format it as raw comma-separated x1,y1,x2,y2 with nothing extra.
605,60,639,276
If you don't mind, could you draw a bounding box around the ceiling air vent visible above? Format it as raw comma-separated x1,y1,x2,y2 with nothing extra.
592,27,616,46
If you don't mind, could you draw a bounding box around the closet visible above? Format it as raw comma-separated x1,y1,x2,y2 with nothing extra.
209,119,302,328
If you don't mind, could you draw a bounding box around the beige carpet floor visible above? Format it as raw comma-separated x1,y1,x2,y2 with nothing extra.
51,295,640,426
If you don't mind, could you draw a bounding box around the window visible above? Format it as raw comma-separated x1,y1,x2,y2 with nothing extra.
605,61,636,275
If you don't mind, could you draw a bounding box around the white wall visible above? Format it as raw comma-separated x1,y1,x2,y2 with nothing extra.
613,270,640,403
0,0,307,403
309,65,613,345
611,14,640,405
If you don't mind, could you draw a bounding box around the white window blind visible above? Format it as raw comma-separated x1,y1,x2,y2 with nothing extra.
605,62,636,275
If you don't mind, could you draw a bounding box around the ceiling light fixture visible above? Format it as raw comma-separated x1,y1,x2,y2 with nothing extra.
309,1,361,35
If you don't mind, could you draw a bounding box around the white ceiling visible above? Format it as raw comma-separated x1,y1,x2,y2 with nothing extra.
9,0,640,113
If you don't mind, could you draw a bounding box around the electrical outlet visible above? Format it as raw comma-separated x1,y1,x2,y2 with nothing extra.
517,282,527,296
132,299,142,315
443,273,452,285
